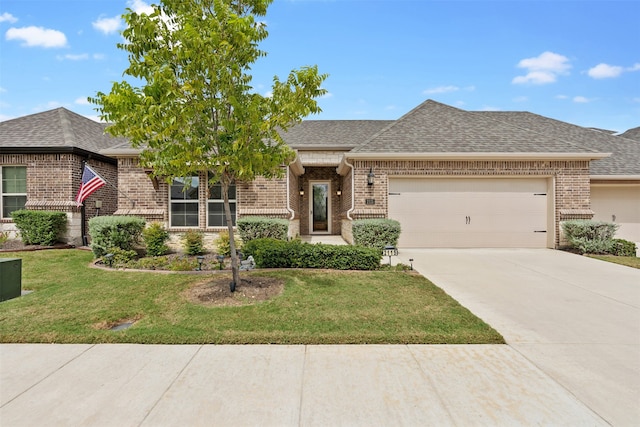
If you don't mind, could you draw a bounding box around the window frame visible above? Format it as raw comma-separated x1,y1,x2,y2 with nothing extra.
169,175,200,228
207,176,236,228
1,166,27,219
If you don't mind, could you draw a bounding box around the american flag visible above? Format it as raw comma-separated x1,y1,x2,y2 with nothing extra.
76,164,106,206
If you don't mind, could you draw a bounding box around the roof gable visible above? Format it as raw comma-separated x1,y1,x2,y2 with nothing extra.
351,100,601,155
0,107,125,153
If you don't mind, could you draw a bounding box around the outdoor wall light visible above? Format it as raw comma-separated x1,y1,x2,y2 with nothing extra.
336,183,342,196
196,255,205,271
216,254,225,270
367,167,375,186
299,184,305,196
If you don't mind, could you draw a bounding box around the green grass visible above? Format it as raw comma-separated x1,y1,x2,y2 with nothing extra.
587,255,640,269
0,249,503,344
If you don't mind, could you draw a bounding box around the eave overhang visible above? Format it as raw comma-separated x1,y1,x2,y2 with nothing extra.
0,146,117,165
344,152,611,161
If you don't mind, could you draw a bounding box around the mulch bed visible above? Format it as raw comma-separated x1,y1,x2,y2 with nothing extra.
0,240,75,253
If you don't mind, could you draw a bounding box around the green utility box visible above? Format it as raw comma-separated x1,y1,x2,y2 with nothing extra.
0,258,22,302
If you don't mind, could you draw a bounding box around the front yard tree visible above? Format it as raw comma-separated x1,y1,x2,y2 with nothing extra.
91,0,327,289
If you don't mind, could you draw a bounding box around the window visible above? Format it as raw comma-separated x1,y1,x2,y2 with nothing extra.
1,166,27,218
208,178,236,227
170,176,199,227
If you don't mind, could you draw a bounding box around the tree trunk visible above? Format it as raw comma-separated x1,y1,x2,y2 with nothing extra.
221,175,240,291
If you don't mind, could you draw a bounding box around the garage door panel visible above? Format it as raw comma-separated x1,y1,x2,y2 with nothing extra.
389,178,549,248
591,186,640,242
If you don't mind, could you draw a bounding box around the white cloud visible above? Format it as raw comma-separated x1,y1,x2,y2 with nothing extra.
512,51,571,85
75,97,91,105
57,53,89,61
0,12,18,23
320,92,333,99
128,0,154,15
92,16,123,35
423,85,459,95
587,63,623,79
422,85,475,95
0,114,15,122
5,26,67,48
588,62,640,79
0,86,6,93
93,53,106,60
573,96,590,103
555,94,569,100
512,96,528,103
480,105,501,111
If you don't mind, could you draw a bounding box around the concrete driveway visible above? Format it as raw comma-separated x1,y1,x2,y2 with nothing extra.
397,248,640,427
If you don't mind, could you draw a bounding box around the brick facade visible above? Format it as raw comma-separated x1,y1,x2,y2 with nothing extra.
110,154,593,248
0,153,117,244
347,159,592,247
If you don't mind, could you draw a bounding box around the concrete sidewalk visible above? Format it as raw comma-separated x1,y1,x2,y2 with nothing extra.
0,343,605,426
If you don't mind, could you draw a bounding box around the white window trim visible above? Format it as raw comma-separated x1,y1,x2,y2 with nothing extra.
169,176,200,228
1,166,27,219
206,181,236,228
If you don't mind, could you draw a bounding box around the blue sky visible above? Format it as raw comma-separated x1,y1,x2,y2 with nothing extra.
1,0,639,133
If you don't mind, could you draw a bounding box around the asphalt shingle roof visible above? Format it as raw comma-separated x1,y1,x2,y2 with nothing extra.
0,107,125,153
481,111,640,176
351,100,601,154
280,120,393,149
619,127,640,141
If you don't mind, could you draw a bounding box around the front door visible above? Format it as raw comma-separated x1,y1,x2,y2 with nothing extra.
310,182,330,233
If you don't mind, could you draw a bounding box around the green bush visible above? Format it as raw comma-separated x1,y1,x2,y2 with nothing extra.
0,231,9,247
11,210,67,246
562,220,619,254
142,222,170,256
181,229,204,255
611,239,637,257
215,230,232,256
237,217,289,242
89,215,145,258
243,238,381,270
352,219,401,250
103,246,138,266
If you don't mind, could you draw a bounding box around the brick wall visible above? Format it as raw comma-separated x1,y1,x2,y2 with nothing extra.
348,159,592,247
1,153,117,244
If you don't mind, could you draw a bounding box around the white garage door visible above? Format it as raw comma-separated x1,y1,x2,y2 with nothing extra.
591,185,640,242
389,178,550,248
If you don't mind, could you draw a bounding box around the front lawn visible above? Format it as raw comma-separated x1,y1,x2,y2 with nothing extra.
587,255,640,269
0,249,503,344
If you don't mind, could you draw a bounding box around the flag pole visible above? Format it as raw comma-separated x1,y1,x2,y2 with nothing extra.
80,160,88,246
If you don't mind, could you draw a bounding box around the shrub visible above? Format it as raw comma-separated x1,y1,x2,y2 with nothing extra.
0,231,9,247
562,220,618,254
142,222,170,257
11,210,67,246
181,229,204,255
89,216,145,258
352,219,401,250
215,230,233,256
103,247,138,267
168,257,198,271
243,238,381,270
611,239,637,257
237,217,289,242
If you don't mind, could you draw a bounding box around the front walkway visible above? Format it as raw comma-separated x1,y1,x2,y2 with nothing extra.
300,235,348,245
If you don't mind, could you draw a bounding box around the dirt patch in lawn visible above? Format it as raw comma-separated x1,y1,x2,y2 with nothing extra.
186,275,285,307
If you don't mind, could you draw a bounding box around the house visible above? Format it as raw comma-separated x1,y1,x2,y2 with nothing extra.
3,100,638,249
101,99,639,249
0,108,121,245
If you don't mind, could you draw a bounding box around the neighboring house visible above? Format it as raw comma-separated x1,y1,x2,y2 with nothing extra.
102,99,639,249
480,111,640,244
3,100,637,249
0,108,121,245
